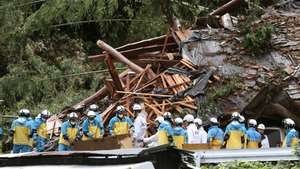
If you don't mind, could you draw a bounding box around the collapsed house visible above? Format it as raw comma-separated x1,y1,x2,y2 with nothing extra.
44,0,300,150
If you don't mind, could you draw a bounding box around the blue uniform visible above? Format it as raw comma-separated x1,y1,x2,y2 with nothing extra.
157,121,173,145
173,126,187,149
32,117,48,152
0,127,3,139
245,127,261,148
173,127,188,142
285,128,299,147
95,112,103,123
224,121,245,149
58,121,80,151
82,118,104,140
108,116,133,135
207,125,224,149
11,117,31,153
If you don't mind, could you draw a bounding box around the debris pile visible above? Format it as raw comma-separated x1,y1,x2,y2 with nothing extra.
43,0,300,150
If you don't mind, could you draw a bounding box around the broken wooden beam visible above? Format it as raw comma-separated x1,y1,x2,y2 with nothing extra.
210,0,243,16
97,40,144,73
91,43,178,62
105,55,124,93
116,91,173,98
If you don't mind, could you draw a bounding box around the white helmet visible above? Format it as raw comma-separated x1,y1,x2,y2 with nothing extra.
257,123,265,130
19,109,30,117
69,112,78,119
175,117,183,124
89,104,99,111
87,111,96,117
248,119,257,126
116,105,125,112
163,112,172,119
284,118,295,127
194,118,203,125
154,116,164,123
239,115,245,123
41,109,51,119
209,117,218,124
132,104,142,111
183,114,194,123
232,112,240,118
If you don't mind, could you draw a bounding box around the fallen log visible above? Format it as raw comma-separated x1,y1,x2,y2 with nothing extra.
97,40,144,73
210,0,243,16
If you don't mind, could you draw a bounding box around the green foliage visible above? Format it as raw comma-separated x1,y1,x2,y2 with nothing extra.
240,0,274,56
202,161,300,169
242,22,274,56
209,78,241,101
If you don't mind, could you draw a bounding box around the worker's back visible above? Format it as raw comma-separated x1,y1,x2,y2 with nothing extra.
225,121,245,149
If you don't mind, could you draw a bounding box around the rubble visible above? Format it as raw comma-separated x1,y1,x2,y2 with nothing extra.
42,1,300,150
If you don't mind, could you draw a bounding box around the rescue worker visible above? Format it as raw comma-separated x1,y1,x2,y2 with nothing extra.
282,118,299,148
239,115,246,129
173,117,188,149
9,109,31,153
194,118,208,144
82,111,104,141
89,104,103,124
257,123,270,148
183,114,197,144
157,115,174,145
224,112,245,149
163,112,173,126
142,116,163,147
207,117,224,149
132,103,148,147
58,112,80,151
108,106,134,136
24,109,34,151
245,119,261,149
32,110,51,152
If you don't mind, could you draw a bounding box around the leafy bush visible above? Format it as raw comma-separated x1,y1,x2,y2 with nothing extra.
242,22,274,56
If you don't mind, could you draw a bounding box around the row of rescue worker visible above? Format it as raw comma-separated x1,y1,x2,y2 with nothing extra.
6,102,299,153
142,112,299,149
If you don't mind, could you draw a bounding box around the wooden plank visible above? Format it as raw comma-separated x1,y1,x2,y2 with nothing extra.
145,102,163,116
177,102,197,110
182,144,210,150
116,91,173,98
164,74,178,93
180,60,196,70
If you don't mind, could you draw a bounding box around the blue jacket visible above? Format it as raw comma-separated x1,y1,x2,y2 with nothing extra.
225,121,246,135
286,128,299,147
108,116,133,134
159,121,174,136
173,126,187,143
207,125,224,143
246,127,261,142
